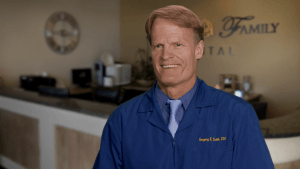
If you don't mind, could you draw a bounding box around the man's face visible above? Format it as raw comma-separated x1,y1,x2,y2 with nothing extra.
151,18,203,88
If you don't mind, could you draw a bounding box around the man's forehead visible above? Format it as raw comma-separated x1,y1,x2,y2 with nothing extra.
152,35,185,41
152,17,177,26
152,23,193,39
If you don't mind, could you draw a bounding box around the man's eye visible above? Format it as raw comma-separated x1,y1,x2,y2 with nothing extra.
156,44,162,48
176,44,181,47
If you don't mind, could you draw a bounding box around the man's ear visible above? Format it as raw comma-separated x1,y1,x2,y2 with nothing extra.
195,40,204,60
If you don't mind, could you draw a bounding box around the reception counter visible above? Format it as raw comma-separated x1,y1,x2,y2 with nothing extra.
0,87,117,169
259,109,300,166
0,86,299,168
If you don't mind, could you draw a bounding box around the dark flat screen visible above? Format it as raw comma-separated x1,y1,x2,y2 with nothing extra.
72,68,92,87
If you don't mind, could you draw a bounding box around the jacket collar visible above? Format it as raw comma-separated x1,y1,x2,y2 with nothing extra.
138,77,214,113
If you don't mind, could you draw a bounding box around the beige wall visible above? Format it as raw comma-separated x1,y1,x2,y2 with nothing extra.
1,0,299,117
120,0,300,117
0,0,120,88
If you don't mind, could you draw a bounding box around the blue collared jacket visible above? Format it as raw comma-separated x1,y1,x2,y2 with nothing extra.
93,78,274,169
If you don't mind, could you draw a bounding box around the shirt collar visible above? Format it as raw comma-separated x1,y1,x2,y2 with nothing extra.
155,79,199,110
138,77,214,113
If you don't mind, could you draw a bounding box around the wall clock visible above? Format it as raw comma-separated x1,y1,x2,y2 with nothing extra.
45,12,80,54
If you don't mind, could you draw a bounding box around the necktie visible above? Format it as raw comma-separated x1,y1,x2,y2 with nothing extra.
167,99,182,138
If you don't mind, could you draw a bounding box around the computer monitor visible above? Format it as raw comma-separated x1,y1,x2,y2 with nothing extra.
72,68,92,88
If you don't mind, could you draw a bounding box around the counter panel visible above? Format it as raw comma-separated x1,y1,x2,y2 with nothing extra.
0,109,39,169
55,125,101,169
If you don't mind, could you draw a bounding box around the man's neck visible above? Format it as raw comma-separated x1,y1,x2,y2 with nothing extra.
157,77,197,100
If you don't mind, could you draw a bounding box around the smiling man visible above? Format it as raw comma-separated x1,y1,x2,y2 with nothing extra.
151,16,203,100
93,5,274,169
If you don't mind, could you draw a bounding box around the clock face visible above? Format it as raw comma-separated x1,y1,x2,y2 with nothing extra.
45,12,80,54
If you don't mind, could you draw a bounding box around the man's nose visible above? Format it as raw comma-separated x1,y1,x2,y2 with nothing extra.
161,46,173,60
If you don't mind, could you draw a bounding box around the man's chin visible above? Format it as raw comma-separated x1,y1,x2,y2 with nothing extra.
157,78,180,87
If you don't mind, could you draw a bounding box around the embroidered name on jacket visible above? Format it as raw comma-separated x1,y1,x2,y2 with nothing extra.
199,137,226,142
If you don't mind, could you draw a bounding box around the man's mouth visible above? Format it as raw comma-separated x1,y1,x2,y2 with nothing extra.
162,65,178,69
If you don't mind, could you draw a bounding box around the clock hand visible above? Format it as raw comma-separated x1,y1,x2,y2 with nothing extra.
53,31,61,35
63,31,77,37
62,19,64,30
61,20,64,47
53,29,70,37
66,36,74,41
62,36,64,48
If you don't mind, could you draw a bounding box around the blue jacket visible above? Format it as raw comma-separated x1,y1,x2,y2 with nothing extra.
93,78,274,169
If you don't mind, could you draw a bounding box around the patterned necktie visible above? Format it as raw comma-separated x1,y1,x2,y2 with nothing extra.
167,99,182,138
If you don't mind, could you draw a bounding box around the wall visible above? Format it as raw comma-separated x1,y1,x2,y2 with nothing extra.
120,0,300,117
0,0,120,88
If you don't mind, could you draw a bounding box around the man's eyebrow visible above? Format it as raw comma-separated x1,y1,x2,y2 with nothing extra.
152,42,160,45
151,43,161,47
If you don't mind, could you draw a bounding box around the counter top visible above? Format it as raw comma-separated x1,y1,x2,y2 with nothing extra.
0,87,118,118
260,108,300,138
1,87,299,138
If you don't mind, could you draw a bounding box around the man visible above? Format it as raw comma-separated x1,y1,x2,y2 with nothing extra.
93,5,274,169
